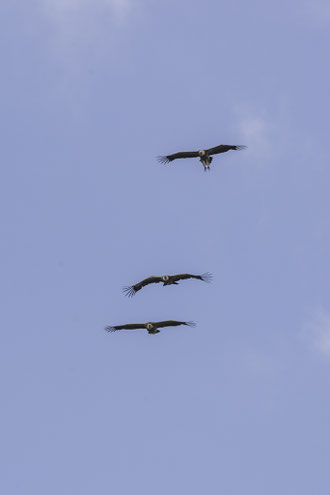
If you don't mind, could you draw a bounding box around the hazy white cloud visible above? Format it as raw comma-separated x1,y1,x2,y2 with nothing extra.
42,0,131,17
234,105,271,161
301,1,330,26
306,308,330,358
38,0,136,68
239,115,269,150
234,98,297,166
39,0,133,44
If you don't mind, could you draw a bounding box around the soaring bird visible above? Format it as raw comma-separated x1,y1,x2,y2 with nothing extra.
105,320,196,335
123,272,212,297
158,144,246,171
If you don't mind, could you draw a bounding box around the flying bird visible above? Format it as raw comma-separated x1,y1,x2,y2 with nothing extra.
123,272,212,297
105,320,196,335
158,144,246,171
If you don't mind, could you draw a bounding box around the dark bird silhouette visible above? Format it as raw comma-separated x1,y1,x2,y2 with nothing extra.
123,272,212,297
158,144,246,171
105,320,196,335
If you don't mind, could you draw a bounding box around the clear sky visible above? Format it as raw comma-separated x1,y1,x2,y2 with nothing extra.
1,1,330,493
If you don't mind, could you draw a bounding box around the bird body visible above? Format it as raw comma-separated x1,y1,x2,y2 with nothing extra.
123,272,212,297
158,144,246,171
105,320,195,335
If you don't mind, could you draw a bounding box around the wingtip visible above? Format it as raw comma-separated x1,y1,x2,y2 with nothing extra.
157,155,170,164
186,321,196,328
105,326,116,333
122,286,136,297
237,145,247,151
201,272,213,283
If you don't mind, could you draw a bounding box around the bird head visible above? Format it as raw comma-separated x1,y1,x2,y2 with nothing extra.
146,323,154,331
162,275,170,282
199,150,206,157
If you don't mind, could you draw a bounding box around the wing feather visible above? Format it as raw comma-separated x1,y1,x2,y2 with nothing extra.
123,276,163,297
158,151,199,164
206,144,247,155
105,323,145,332
155,320,196,328
170,273,193,281
170,272,212,283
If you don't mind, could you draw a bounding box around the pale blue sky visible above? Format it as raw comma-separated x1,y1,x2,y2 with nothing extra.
1,1,330,493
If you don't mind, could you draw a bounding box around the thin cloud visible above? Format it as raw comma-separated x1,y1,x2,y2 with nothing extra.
39,0,133,43
41,0,131,17
234,105,271,162
38,0,135,69
300,1,330,27
239,115,269,150
306,308,330,358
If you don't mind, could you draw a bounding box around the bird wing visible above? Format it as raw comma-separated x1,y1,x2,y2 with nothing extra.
123,276,163,297
206,144,247,155
105,323,146,332
155,320,196,328
170,272,212,283
158,151,199,164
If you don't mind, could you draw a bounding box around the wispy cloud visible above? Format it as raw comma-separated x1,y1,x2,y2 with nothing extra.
38,0,136,69
41,0,131,18
234,105,271,162
306,308,330,358
39,0,133,46
301,1,330,27
234,98,297,167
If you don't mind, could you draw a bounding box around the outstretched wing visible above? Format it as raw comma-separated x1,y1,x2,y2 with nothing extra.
170,272,213,283
105,323,145,332
123,276,163,297
158,151,199,164
155,320,196,328
206,144,247,156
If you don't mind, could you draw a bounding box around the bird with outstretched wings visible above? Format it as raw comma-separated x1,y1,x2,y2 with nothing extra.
158,144,246,171
105,320,196,335
123,272,212,297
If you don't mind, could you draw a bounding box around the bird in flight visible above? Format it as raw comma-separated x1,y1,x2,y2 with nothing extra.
105,320,196,335
158,144,246,171
123,272,212,297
